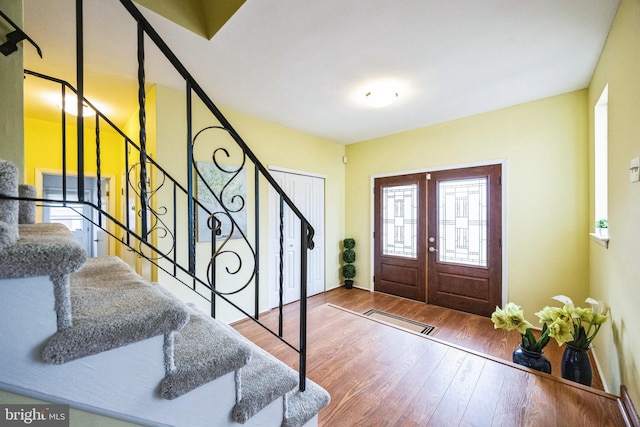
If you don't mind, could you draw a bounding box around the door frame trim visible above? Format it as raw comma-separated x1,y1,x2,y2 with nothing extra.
268,165,327,180
369,159,509,306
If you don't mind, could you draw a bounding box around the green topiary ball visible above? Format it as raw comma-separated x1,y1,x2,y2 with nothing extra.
343,238,355,249
342,264,356,279
343,249,356,263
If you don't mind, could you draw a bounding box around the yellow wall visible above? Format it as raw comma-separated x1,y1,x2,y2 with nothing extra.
588,0,640,402
24,117,124,188
345,90,590,323
152,85,345,321
23,117,126,256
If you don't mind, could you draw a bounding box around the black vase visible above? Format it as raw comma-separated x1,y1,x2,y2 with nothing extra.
561,344,592,386
512,344,552,374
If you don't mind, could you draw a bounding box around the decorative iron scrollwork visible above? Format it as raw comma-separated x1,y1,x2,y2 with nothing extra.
126,162,175,260
192,126,257,295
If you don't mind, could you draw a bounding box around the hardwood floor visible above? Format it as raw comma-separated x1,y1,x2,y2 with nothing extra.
233,287,622,426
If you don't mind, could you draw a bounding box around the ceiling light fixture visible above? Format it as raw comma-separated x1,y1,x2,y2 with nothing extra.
364,89,398,108
353,78,404,109
56,94,96,117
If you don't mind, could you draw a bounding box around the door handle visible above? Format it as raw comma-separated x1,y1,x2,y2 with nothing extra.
429,247,438,253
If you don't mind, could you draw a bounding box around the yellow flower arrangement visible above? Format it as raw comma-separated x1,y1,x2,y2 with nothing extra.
491,302,551,352
535,295,609,349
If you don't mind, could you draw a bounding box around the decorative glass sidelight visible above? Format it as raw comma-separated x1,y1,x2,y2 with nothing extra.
438,177,487,266
382,184,417,258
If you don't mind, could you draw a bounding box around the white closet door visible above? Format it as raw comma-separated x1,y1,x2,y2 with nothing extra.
270,170,325,307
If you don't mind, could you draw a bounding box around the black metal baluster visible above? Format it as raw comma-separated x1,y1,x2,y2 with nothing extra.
61,84,67,205
173,182,177,276
254,165,260,319
279,195,284,337
75,0,84,202
211,216,217,318
124,138,131,245
186,82,195,275
95,114,102,227
137,23,148,242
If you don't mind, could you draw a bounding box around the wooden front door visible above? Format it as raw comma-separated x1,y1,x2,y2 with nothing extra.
427,164,502,317
374,173,427,302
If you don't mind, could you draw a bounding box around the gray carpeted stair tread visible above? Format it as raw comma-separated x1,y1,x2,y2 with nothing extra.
282,380,331,427
0,223,87,279
216,318,330,425
160,303,253,400
232,346,299,424
217,320,298,423
42,256,189,364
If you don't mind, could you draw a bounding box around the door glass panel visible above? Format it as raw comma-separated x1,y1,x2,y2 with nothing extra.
43,189,93,256
438,177,487,266
47,204,85,232
382,184,417,258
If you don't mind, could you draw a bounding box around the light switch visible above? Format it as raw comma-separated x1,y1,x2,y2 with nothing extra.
631,156,640,183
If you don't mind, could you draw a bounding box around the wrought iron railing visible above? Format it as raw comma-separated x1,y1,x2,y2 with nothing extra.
16,0,315,391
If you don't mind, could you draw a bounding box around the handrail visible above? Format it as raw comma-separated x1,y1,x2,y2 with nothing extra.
0,9,43,58
20,0,315,391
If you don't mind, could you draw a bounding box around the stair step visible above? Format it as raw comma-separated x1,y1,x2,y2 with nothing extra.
283,379,331,427
232,345,299,424
42,256,189,364
0,223,86,279
160,303,253,400
213,316,330,425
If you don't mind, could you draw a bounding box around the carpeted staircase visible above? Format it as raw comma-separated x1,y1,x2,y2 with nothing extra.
0,159,329,427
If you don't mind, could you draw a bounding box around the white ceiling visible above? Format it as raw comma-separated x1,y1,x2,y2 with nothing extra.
22,0,620,144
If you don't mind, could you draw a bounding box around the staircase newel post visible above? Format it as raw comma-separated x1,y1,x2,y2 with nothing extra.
75,0,84,201
298,220,312,392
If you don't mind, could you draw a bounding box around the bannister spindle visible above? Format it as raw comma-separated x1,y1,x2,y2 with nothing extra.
95,114,102,227
137,22,148,241
279,195,284,337
75,0,84,201
173,182,177,276
124,138,131,245
254,164,260,319
186,82,195,275
210,215,219,319
61,84,67,204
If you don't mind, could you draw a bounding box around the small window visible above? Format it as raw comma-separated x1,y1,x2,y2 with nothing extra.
594,85,608,238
